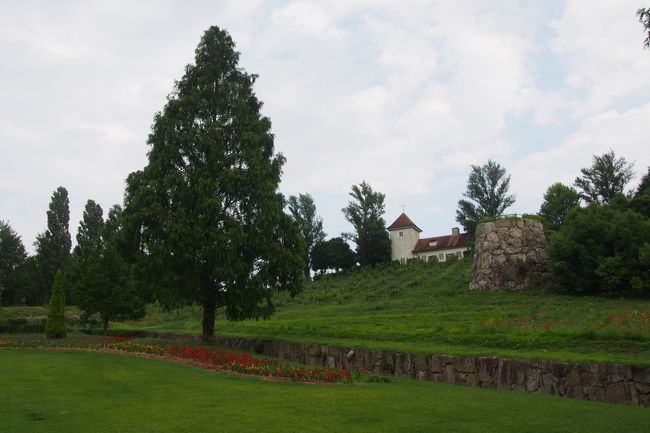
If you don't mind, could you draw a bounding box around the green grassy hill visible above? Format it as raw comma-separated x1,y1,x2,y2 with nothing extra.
113,258,650,365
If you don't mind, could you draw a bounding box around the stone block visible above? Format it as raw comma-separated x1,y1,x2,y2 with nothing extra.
413,353,429,372
606,382,638,405
430,356,444,373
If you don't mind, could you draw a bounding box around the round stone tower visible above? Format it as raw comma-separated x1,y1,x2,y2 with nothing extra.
470,217,550,291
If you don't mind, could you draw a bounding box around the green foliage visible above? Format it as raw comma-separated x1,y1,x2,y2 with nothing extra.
342,181,390,267
287,193,326,279
123,26,303,340
574,150,634,204
456,160,516,234
35,186,72,303
631,167,650,218
45,270,66,338
74,200,104,258
311,237,356,273
548,197,650,296
538,182,581,230
110,256,650,365
638,8,650,48
0,220,27,305
75,205,145,335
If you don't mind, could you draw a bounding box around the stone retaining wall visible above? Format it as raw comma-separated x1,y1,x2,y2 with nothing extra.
136,332,650,407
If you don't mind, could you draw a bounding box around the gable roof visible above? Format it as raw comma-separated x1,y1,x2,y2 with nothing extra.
412,233,473,253
387,213,422,232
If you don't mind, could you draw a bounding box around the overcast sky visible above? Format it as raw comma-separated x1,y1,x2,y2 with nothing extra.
1,0,650,253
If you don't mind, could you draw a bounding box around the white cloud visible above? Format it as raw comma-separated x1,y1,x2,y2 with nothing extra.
1,0,649,252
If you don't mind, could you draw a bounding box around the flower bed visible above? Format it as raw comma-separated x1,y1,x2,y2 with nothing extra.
0,337,353,384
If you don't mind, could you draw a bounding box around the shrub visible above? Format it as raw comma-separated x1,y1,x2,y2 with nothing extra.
45,270,66,338
548,197,650,296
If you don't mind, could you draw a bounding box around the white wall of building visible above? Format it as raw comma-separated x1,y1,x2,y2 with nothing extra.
389,227,420,262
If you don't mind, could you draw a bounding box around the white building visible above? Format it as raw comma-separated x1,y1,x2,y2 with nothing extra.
387,213,473,264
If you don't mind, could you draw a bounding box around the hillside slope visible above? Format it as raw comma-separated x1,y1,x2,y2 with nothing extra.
118,258,650,365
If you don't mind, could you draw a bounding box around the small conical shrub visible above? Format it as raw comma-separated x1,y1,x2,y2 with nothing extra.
45,270,66,338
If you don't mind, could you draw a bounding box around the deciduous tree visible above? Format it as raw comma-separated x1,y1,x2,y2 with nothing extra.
123,26,303,341
35,186,72,302
75,205,145,336
287,193,325,279
456,160,516,234
574,150,634,204
342,181,390,267
74,200,104,258
311,237,356,274
0,220,27,305
638,8,650,49
538,183,581,230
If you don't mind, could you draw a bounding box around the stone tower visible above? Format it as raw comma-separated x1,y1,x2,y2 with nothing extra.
470,217,550,291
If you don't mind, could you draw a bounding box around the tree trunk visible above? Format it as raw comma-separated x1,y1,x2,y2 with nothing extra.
201,283,216,342
103,317,109,336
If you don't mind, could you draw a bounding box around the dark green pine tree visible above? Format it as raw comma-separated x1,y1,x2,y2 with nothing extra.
287,193,326,279
45,269,66,338
75,205,145,336
35,186,72,303
342,181,390,267
123,26,304,341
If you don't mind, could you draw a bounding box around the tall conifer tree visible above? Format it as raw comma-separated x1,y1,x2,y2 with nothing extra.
123,26,303,341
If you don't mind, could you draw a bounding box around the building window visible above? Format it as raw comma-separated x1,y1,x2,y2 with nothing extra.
400,258,406,265
399,231,404,237
421,255,427,262
438,253,444,261
456,251,462,257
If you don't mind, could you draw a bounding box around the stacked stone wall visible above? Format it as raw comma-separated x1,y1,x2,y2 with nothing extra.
136,331,650,407
471,218,550,291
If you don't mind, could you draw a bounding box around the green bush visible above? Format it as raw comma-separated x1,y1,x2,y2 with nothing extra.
548,197,650,296
45,270,66,338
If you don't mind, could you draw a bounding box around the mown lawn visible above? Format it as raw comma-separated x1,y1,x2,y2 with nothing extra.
113,258,650,365
1,349,648,433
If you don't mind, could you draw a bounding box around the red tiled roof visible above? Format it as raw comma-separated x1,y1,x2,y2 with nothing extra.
412,233,473,253
387,213,422,232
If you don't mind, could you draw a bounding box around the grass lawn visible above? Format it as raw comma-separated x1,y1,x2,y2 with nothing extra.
1,349,648,433
4,258,650,365
112,259,650,365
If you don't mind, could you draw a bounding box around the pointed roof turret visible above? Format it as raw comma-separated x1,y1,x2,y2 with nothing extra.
387,213,422,232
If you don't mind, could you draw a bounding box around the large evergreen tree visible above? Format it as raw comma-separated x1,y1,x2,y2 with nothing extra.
35,186,72,303
287,193,325,279
456,160,516,234
342,181,390,267
574,150,634,204
123,26,304,341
